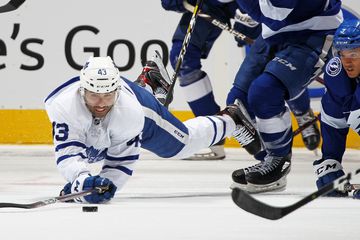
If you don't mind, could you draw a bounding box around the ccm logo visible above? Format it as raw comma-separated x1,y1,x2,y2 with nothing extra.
273,57,297,71
316,163,338,175
174,130,184,139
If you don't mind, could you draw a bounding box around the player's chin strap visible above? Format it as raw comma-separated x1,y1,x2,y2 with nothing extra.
0,186,108,209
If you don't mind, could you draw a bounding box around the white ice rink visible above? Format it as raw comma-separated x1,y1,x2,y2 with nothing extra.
0,145,359,240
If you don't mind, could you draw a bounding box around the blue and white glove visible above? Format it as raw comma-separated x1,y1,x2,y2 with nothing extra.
313,159,348,197
233,9,261,47
61,174,117,204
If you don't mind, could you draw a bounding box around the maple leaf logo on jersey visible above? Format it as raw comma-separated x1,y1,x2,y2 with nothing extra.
326,57,342,77
86,146,108,163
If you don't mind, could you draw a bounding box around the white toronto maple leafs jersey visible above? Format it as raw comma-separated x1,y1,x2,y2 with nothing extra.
45,76,235,192
45,77,144,190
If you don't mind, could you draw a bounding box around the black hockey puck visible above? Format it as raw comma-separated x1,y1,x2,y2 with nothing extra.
82,206,98,212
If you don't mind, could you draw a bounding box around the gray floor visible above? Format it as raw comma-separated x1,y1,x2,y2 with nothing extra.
0,145,359,240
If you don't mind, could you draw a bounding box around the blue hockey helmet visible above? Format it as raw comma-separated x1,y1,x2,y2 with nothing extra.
333,19,360,51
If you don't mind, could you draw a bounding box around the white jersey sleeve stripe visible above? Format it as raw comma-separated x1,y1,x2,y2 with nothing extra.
57,152,87,165
259,1,293,21
262,11,343,39
55,141,87,152
106,154,139,161
102,165,133,176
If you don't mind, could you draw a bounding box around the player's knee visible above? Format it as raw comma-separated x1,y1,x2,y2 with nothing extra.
248,73,286,118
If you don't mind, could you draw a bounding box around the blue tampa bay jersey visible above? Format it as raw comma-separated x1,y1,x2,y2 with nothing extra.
234,0,343,44
320,57,360,161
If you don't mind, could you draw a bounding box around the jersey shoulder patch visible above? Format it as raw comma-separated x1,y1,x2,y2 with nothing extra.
326,57,342,77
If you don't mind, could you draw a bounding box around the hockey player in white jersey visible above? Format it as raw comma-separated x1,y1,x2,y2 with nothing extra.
44,55,261,204
313,19,360,198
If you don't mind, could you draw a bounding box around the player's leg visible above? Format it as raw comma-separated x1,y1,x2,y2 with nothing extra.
126,79,261,159
240,34,333,193
170,12,225,159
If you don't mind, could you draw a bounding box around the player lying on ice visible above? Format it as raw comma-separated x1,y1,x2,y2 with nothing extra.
313,19,360,198
44,54,261,204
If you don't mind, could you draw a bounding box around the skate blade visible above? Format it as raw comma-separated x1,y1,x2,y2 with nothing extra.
243,175,287,194
182,145,225,160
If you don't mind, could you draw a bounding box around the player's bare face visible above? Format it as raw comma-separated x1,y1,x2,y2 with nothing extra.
84,90,117,118
339,48,360,78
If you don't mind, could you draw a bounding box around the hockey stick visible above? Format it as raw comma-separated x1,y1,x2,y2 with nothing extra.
231,168,360,220
0,187,106,209
163,0,204,108
293,114,319,136
0,0,25,13
182,1,253,44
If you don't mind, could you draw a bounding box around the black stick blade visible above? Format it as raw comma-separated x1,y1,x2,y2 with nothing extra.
0,0,25,13
0,200,48,209
10,0,25,8
231,188,287,220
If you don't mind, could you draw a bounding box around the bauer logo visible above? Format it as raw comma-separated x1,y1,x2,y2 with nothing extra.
326,57,342,77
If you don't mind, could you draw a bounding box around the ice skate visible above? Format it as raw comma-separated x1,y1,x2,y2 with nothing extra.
135,50,172,105
294,109,320,151
243,153,291,193
183,139,226,160
220,99,262,156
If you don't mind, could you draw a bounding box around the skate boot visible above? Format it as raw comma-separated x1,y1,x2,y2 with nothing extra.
294,109,320,151
230,161,263,190
230,150,266,189
183,139,226,160
135,50,172,105
219,100,262,156
243,153,292,193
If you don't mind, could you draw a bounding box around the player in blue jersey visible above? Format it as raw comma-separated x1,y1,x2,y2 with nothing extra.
162,0,321,161
45,54,261,204
161,0,261,159
230,35,321,192
313,19,360,198
227,0,343,193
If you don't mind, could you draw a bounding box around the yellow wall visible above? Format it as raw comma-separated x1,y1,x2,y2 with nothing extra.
0,110,359,149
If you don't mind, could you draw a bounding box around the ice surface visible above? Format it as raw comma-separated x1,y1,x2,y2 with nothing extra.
0,145,359,240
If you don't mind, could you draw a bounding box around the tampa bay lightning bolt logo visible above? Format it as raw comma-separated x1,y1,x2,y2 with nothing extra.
326,57,342,77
